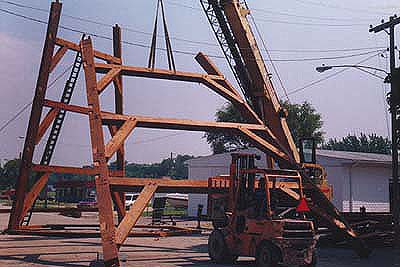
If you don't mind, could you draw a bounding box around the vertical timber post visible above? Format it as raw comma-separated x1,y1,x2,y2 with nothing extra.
8,1,62,230
81,37,120,266
112,24,126,222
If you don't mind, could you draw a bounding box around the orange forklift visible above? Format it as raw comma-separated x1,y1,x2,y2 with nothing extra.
208,153,317,267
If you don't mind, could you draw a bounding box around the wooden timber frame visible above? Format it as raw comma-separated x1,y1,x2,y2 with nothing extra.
7,2,302,266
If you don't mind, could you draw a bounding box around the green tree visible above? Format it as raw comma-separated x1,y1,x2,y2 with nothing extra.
204,103,248,154
205,101,324,154
282,100,324,145
125,154,194,179
322,133,391,154
0,158,20,189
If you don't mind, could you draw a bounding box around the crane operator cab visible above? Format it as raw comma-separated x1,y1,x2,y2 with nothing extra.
299,138,332,200
207,153,317,267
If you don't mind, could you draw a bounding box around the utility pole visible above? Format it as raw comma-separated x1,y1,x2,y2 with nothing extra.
370,15,400,245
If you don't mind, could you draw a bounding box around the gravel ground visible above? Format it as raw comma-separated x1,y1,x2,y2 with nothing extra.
0,212,399,267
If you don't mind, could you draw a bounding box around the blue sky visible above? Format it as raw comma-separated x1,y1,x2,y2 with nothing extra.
0,0,399,166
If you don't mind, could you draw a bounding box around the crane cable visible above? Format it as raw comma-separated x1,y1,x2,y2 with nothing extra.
244,0,290,102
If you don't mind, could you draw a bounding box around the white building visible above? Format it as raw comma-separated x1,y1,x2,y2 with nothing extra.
186,148,392,217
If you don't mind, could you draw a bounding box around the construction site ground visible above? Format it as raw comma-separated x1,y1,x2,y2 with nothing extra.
0,210,399,267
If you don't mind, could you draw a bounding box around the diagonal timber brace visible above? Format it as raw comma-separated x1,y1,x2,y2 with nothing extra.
36,108,59,144
97,67,122,94
50,46,68,73
105,118,137,159
20,173,50,221
115,183,158,245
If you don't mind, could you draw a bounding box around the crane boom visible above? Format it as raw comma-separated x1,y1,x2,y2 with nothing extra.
203,0,299,165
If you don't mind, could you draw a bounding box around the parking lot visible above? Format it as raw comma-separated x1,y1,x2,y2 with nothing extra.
0,212,399,266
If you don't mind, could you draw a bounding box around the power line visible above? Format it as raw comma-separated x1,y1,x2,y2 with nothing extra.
1,7,385,64
254,17,366,27
0,0,388,54
131,133,186,145
251,7,373,22
0,64,73,134
245,1,290,101
58,132,187,149
286,52,382,96
293,0,392,16
165,0,367,27
169,0,379,22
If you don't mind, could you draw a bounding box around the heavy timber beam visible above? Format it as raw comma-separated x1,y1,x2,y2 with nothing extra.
111,24,126,222
115,183,158,245
49,46,68,73
105,118,137,159
109,177,299,194
41,100,289,162
110,178,209,194
222,1,300,164
97,68,121,94
94,63,266,125
42,100,272,134
55,38,121,64
32,164,99,175
238,127,294,166
95,63,223,82
9,1,62,230
81,37,119,266
20,173,50,220
31,164,123,177
203,77,262,124
102,113,268,132
35,108,59,144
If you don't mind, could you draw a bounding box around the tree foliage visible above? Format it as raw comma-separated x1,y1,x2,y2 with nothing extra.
205,101,324,154
0,158,20,190
282,100,324,145
124,154,194,179
322,133,391,154
204,103,248,154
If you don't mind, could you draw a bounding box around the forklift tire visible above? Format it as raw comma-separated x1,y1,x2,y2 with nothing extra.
302,251,317,267
255,242,278,267
208,230,237,264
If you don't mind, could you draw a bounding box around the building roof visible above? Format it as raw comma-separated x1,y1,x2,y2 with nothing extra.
316,149,391,164
186,148,392,166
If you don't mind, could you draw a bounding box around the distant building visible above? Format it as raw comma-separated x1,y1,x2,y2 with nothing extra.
186,148,392,217
54,180,95,203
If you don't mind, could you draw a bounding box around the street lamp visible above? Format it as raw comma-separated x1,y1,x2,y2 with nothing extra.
316,64,389,81
17,136,24,160
316,61,400,243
